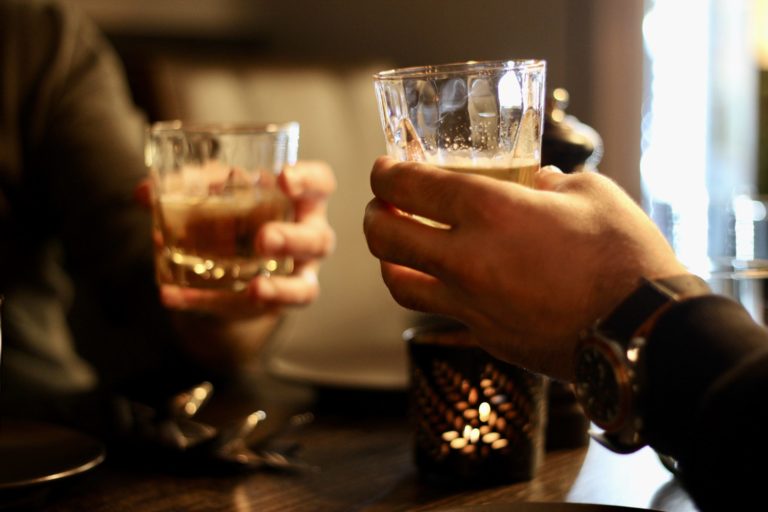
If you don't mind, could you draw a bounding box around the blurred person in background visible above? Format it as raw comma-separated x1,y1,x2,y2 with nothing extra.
364,157,768,511
0,0,335,431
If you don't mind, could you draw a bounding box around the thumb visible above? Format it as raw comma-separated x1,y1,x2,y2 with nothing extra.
534,165,567,191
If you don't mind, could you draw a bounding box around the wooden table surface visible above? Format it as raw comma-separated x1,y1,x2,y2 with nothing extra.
6,388,699,512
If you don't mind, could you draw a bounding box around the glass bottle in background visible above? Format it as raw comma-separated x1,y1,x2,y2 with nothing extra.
541,87,603,174
707,195,768,324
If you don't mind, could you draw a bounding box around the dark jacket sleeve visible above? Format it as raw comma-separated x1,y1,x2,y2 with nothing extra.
644,294,768,511
1,0,203,408
34,2,208,393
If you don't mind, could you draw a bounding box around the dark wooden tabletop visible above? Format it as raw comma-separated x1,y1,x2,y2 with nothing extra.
8,387,699,512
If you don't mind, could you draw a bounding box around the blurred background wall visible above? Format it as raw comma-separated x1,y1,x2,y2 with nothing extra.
71,0,645,195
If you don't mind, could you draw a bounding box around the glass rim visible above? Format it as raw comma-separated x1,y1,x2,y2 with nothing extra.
147,120,300,135
373,59,546,81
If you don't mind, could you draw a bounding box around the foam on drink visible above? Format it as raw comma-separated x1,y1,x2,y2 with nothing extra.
434,155,539,187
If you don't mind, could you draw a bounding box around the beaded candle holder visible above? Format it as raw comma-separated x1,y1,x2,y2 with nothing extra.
405,323,548,486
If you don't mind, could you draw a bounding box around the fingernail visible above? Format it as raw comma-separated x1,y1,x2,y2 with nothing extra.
302,268,318,286
539,165,563,175
262,229,285,253
255,277,276,300
160,285,186,309
283,166,304,196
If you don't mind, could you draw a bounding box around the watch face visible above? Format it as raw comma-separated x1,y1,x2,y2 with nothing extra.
574,339,630,432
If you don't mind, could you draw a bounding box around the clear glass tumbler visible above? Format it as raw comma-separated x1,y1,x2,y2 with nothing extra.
146,122,299,292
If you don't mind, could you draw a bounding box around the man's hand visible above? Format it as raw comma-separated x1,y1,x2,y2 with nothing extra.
157,160,336,318
135,160,335,371
364,156,686,380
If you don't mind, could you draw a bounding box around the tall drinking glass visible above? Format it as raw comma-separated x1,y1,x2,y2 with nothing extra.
146,122,299,292
373,60,546,189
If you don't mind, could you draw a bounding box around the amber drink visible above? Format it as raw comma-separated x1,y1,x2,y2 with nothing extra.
439,158,539,186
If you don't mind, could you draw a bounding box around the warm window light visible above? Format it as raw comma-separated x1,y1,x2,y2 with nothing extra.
642,0,711,274
644,0,763,271
756,0,768,69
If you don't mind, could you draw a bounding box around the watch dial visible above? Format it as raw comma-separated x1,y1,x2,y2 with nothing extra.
575,344,622,429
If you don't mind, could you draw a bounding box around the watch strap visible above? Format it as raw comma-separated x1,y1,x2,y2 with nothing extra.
599,274,711,344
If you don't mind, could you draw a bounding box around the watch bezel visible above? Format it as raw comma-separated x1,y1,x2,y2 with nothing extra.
574,333,634,433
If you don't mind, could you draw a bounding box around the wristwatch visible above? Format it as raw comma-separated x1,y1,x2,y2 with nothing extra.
573,274,711,453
